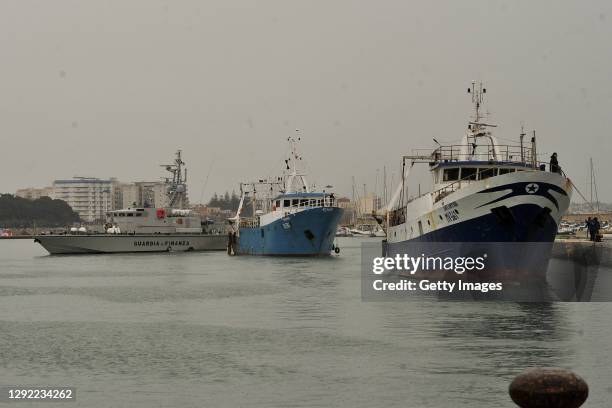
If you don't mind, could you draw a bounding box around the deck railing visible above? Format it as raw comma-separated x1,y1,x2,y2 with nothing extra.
412,144,535,164
254,197,337,215
238,197,337,228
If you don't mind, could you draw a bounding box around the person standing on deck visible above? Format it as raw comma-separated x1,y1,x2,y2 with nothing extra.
550,153,561,174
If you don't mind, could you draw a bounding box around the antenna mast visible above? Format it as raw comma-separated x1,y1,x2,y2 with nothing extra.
284,130,309,193
468,81,486,123
161,150,189,209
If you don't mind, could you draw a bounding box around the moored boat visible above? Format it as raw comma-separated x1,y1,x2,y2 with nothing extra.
336,226,353,237
378,83,573,279
228,135,343,256
34,151,226,254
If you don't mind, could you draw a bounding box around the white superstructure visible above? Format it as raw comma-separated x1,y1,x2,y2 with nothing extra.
381,82,573,245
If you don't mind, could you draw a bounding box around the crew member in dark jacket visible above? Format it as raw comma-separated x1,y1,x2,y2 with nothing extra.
550,153,560,174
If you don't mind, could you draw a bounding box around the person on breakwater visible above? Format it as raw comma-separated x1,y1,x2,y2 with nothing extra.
593,217,601,241
586,217,594,241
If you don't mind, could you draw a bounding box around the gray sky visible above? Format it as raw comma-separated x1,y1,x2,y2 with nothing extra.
1,0,611,203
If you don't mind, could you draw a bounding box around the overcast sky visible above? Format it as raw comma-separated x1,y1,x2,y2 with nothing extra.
1,0,611,203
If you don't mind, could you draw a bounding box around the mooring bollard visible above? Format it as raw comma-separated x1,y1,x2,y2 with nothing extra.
509,367,588,408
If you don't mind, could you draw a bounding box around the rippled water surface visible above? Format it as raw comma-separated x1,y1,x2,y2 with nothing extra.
0,238,610,407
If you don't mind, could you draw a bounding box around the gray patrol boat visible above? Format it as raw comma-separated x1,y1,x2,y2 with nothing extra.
35,151,227,254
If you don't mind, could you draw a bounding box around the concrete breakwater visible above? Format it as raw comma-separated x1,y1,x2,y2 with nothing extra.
552,239,612,266
549,239,612,301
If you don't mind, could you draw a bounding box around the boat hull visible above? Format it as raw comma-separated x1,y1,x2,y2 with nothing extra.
386,171,571,245
34,234,227,254
383,171,572,280
237,207,343,256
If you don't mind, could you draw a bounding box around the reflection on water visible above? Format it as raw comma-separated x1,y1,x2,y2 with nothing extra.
0,239,611,407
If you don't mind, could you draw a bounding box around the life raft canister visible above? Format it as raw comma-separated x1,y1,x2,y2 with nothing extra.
156,208,166,219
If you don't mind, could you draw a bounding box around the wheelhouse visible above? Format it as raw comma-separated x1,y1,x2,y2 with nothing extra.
434,161,533,185
271,192,336,213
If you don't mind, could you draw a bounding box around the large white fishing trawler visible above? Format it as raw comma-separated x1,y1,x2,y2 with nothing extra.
34,151,226,254
379,83,573,272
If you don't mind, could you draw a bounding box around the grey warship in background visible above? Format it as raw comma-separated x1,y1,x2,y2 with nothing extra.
34,151,227,254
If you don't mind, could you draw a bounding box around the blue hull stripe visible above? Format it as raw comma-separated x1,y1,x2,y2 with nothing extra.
389,203,558,244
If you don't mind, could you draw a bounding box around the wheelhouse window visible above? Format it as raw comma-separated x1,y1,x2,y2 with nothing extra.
478,168,496,180
291,199,299,206
276,200,281,207
443,168,460,182
300,199,309,206
498,168,514,175
284,199,291,207
461,168,477,180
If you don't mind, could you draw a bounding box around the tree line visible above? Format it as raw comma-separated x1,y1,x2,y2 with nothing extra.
208,191,240,211
0,194,80,228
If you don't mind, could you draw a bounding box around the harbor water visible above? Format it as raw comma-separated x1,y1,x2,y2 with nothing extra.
1,238,611,407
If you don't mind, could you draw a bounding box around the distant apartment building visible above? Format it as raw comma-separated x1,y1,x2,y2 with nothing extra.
15,187,54,200
120,181,169,209
358,193,382,215
336,197,352,209
52,178,121,222
17,178,177,222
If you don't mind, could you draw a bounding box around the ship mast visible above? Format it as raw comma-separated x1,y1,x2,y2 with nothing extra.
465,81,500,160
470,80,484,122
161,150,189,209
283,130,310,194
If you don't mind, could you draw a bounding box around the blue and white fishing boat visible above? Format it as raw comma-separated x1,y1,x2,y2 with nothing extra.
379,83,573,273
228,136,343,256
